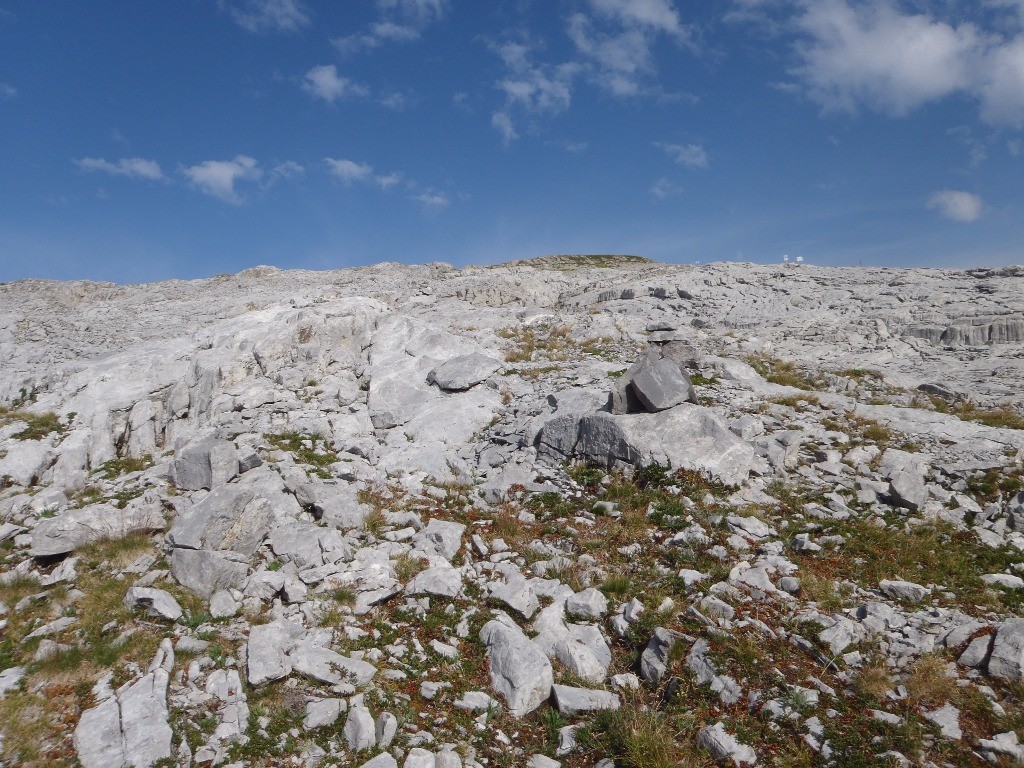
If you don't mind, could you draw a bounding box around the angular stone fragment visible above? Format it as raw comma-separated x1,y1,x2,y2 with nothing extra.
166,486,271,556
344,705,377,752
169,548,248,599
565,588,608,620
989,619,1024,682
427,352,500,392
551,684,620,715
630,356,697,412
879,579,931,603
574,406,755,486
480,618,553,717
171,437,238,491
30,503,164,558
698,722,756,766
124,587,183,622
639,627,675,685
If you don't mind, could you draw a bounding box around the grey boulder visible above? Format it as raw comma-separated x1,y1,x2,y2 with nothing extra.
30,503,164,558
124,587,183,622
171,437,239,491
480,618,553,717
989,619,1024,682
427,352,500,392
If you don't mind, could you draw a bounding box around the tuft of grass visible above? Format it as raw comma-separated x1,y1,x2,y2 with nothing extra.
92,454,154,480
331,586,357,607
586,705,695,768
746,354,826,391
394,553,426,583
265,431,339,478
854,663,894,702
915,394,1024,431
0,407,66,441
906,654,956,707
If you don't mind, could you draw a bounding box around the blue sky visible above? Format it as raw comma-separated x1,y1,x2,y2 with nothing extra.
1,0,1023,282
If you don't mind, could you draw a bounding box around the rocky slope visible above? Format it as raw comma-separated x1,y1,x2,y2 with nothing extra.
1,256,1024,767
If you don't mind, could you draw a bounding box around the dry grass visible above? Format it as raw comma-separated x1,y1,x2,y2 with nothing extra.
0,692,55,764
906,654,956,707
854,663,894,701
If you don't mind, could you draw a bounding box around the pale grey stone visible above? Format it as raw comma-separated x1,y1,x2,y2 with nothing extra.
304,698,347,730
209,589,239,618
360,753,399,768
406,565,463,598
639,627,675,685
246,618,302,686
480,618,553,717
344,705,377,752
172,437,238,491
289,641,377,686
167,486,271,556
124,586,183,622
923,702,962,740
989,619,1024,681
414,518,466,560
879,579,931,603
551,684,620,715
30,503,164,558
698,721,756,766
404,749,436,768
564,588,608,620
169,548,248,599
427,352,500,392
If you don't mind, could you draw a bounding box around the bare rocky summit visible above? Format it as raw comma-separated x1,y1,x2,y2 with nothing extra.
1,256,1024,766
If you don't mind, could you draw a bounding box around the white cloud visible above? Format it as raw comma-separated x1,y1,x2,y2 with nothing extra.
325,158,402,189
489,42,579,143
772,0,1024,127
927,189,983,222
414,189,450,208
271,160,304,178
0,82,16,99
655,141,709,169
376,0,448,24
650,177,682,198
379,91,411,111
229,0,309,33
302,65,365,103
1009,139,1022,156
333,22,420,55
374,172,402,189
75,157,166,180
791,0,980,116
182,155,261,204
325,158,374,184
334,0,447,56
491,111,519,146
588,0,688,39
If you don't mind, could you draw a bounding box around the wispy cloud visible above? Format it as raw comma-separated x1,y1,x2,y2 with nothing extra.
334,21,420,55
489,41,580,143
228,0,310,34
927,189,983,222
491,111,519,146
0,81,16,99
325,157,402,189
414,189,450,209
333,0,447,56
271,160,304,179
650,177,682,198
75,157,166,180
302,65,366,103
182,155,261,204
655,141,709,169
568,0,693,97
